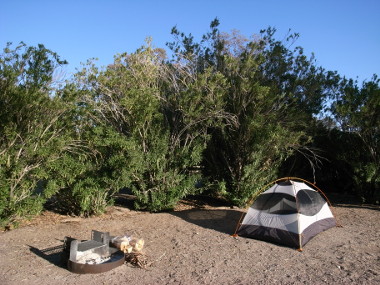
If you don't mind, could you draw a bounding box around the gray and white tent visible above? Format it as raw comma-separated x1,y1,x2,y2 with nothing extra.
235,179,336,250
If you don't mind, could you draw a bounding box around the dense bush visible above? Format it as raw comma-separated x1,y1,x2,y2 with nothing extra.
1,21,378,228
0,43,69,226
329,76,379,202
279,76,379,203
72,42,232,211
167,22,334,206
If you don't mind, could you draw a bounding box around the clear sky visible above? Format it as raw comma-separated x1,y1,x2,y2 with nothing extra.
1,0,379,82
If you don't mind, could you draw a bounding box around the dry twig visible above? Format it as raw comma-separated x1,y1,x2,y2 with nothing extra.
125,252,148,269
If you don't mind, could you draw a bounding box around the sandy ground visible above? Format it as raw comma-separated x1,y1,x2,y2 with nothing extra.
0,196,379,285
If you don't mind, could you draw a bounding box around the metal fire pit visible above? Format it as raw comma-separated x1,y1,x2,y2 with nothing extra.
64,230,124,274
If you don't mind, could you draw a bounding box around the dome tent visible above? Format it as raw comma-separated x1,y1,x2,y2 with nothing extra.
234,178,337,251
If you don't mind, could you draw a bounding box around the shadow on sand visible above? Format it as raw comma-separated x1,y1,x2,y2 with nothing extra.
171,208,244,235
28,243,68,269
328,193,380,211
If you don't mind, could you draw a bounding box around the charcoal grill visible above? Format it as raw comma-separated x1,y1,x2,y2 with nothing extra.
63,230,124,274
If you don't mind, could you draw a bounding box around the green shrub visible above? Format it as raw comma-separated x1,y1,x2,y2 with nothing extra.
0,42,68,227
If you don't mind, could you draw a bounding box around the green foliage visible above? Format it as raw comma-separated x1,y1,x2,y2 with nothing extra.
72,41,226,212
329,75,380,202
45,112,136,216
2,21,379,228
257,27,340,116
0,42,69,226
282,74,379,204
169,23,311,206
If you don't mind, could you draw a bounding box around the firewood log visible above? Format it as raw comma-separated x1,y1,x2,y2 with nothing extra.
122,244,133,253
120,241,132,253
112,236,130,250
129,238,144,252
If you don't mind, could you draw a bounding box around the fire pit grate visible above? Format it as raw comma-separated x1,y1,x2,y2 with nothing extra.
63,230,125,274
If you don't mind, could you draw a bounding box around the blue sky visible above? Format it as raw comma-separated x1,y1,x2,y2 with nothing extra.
1,0,379,82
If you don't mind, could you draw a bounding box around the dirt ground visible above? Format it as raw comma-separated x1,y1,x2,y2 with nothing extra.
0,195,379,285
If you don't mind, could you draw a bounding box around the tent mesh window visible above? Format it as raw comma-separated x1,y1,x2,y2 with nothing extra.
296,189,326,216
251,193,297,215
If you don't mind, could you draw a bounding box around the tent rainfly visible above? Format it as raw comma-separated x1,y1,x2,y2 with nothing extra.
234,178,337,250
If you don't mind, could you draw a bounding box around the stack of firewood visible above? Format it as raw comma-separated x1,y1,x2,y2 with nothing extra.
112,236,147,268
113,236,144,253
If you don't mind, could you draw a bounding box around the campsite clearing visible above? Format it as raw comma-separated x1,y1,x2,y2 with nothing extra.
0,197,379,284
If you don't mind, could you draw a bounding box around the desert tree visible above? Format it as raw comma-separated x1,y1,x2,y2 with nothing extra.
0,42,75,226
